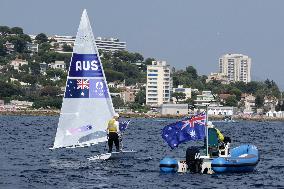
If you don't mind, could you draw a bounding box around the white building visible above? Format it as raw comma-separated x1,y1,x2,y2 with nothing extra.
40,62,47,74
26,42,39,53
146,61,172,107
10,100,33,109
172,85,192,101
48,61,65,70
219,54,251,83
160,104,189,115
208,106,235,116
4,41,15,54
10,59,28,71
241,93,256,114
48,35,126,52
95,37,126,52
195,91,215,107
49,35,76,46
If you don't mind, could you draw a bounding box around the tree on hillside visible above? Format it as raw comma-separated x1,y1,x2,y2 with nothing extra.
21,75,37,85
39,42,52,52
6,35,27,53
0,81,22,97
10,27,23,34
186,66,198,79
135,87,146,105
62,43,73,52
0,41,7,56
35,33,48,44
230,88,242,101
29,61,40,75
40,86,61,97
225,96,238,107
105,69,125,82
19,64,30,73
112,96,124,108
0,26,10,35
144,58,155,65
172,92,186,103
255,94,264,108
46,68,65,78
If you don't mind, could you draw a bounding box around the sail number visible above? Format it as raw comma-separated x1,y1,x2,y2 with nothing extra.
76,60,99,71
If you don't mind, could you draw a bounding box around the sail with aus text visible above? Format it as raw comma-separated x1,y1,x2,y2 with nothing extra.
52,10,115,149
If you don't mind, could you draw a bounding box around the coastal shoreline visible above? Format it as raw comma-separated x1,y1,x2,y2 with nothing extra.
0,110,284,121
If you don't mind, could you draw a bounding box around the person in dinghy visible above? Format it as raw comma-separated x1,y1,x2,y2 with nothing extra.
107,113,120,153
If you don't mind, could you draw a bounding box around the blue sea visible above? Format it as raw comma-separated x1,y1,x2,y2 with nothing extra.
0,116,284,189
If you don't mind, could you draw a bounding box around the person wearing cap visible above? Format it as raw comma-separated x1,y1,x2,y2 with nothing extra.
106,113,120,153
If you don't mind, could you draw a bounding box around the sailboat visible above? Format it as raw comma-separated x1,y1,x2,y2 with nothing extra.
52,9,135,160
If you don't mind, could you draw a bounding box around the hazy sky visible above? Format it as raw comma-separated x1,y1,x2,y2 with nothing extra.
1,0,284,90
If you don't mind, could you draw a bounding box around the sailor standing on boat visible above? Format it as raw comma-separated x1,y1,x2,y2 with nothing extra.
207,121,224,142
107,113,120,153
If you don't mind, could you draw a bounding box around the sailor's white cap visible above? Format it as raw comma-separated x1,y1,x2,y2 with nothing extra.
207,121,214,128
114,113,119,118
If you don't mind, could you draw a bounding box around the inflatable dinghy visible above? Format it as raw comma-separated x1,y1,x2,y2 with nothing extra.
211,144,259,173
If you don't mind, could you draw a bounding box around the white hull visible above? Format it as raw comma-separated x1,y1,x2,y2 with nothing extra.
88,150,137,160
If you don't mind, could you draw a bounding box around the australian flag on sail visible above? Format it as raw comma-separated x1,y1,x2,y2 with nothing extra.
162,112,206,149
65,79,109,98
119,120,130,132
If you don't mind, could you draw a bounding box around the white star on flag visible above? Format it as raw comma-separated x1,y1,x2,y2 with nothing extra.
81,92,84,96
190,130,196,138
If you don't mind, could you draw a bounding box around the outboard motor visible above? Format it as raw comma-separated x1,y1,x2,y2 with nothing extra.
186,147,202,173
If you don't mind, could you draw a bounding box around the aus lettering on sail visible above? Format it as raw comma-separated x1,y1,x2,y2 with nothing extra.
76,59,99,71
69,53,103,77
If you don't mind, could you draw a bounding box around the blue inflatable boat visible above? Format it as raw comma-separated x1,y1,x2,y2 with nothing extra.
211,144,259,173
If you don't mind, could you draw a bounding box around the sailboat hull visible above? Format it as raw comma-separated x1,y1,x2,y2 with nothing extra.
88,150,137,160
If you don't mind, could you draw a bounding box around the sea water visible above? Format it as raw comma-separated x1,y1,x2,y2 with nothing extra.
0,116,283,189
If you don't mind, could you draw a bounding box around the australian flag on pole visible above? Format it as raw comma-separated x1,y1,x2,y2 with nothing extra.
119,120,130,132
162,112,206,149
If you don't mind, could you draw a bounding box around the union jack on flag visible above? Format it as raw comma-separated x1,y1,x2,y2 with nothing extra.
77,79,89,89
181,112,206,130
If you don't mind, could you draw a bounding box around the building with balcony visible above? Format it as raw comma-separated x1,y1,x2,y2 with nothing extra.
47,35,126,53
219,54,251,83
172,85,192,102
241,93,256,114
48,61,65,70
146,61,172,107
26,42,39,53
194,91,215,107
95,37,126,52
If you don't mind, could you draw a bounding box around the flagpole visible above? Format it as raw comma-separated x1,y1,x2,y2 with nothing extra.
206,104,209,157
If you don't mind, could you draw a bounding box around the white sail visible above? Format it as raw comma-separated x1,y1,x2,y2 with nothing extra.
52,9,115,149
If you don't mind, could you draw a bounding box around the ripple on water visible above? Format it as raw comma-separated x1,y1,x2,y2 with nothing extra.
0,116,284,188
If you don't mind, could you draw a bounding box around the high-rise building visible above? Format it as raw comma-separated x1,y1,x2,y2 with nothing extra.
219,54,251,83
146,61,172,107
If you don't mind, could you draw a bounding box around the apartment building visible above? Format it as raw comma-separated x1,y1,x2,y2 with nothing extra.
219,54,251,83
146,61,172,107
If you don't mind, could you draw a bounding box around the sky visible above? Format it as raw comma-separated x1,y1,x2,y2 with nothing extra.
1,0,284,90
